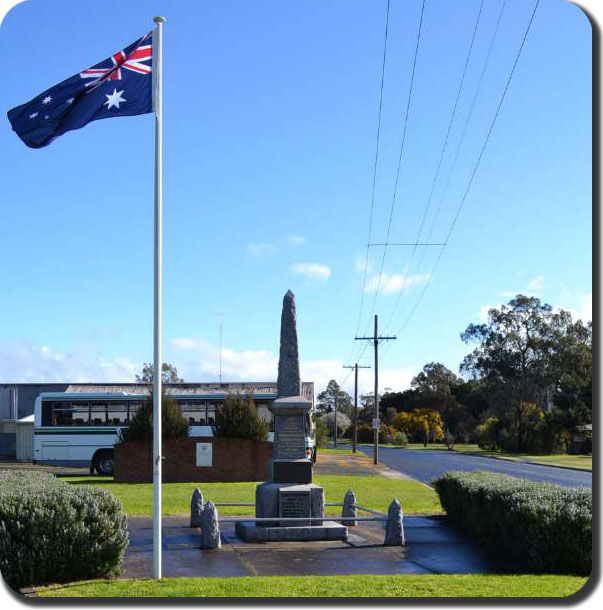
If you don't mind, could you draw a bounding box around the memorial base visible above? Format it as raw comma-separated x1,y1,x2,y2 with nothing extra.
235,520,347,542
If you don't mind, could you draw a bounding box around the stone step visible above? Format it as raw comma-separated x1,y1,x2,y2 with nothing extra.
235,520,348,543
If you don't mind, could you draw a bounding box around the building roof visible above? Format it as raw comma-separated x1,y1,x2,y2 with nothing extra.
62,382,314,399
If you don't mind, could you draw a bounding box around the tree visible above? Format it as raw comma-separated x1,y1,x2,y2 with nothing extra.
135,362,184,384
321,412,351,438
213,393,269,441
460,295,592,451
119,390,188,442
316,380,353,417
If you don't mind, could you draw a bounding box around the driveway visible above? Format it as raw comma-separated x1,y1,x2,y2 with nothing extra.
353,446,592,488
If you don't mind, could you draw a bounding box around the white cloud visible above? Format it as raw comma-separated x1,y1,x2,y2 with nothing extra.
246,243,276,256
364,272,428,295
528,275,544,291
291,263,331,280
563,292,592,323
287,234,307,247
355,255,370,273
0,339,137,383
170,336,419,395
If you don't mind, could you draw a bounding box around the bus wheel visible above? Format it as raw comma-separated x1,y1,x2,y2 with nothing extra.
95,450,115,476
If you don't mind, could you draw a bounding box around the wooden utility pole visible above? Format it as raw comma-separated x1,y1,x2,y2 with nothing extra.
343,363,371,453
355,314,396,464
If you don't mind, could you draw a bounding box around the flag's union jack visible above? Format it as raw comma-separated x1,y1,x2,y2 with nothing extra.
80,33,152,90
7,31,154,148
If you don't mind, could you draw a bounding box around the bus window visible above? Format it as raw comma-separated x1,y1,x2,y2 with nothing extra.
90,403,108,426
207,403,216,425
127,401,143,424
52,401,74,426
179,400,207,425
72,402,89,425
41,401,53,426
108,402,128,425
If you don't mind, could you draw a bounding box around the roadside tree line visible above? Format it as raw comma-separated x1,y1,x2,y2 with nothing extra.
319,295,591,454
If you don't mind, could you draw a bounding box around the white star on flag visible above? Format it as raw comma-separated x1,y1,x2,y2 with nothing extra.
104,88,127,110
42,96,52,104
29,112,38,119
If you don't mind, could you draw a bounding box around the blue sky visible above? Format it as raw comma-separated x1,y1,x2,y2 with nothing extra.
0,0,592,396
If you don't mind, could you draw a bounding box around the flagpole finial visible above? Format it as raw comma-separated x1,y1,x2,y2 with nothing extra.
154,16,166,24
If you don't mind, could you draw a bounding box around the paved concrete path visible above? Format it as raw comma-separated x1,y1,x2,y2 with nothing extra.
351,446,592,488
123,515,504,579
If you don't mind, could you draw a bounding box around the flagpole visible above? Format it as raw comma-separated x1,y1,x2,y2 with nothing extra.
152,14,165,581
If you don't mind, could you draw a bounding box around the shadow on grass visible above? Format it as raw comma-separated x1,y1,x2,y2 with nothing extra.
63,478,114,485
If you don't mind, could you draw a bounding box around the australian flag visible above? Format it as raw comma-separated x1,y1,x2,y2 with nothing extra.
8,32,153,148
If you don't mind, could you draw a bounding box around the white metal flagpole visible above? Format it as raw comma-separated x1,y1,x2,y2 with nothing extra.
152,14,165,581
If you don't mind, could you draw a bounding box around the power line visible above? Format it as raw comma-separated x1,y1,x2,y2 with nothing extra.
369,0,426,316
416,0,508,287
384,0,486,331
354,0,392,342
386,0,541,342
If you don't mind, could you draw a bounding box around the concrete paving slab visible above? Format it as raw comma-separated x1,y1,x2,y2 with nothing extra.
122,514,506,579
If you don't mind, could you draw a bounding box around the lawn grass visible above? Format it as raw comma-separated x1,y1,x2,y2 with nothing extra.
62,474,442,516
36,574,588,598
317,447,356,455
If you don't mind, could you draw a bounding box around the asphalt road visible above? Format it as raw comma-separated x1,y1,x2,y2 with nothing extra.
354,446,592,488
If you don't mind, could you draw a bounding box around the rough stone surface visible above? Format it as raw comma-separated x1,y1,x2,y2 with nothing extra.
235,520,347,543
200,500,221,549
277,290,301,398
384,498,405,546
190,487,204,528
256,482,324,521
342,489,357,526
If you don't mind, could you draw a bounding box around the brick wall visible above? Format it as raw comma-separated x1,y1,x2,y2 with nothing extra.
114,437,272,483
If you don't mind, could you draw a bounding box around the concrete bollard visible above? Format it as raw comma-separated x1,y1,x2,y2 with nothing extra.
342,489,357,526
384,498,405,546
200,500,221,549
190,487,204,528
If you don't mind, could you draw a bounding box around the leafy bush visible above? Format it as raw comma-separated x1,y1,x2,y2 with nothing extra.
356,424,398,444
315,417,328,447
393,430,408,446
0,470,128,590
119,390,188,442
433,471,591,575
213,393,269,440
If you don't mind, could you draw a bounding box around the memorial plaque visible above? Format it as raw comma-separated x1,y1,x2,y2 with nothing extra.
274,415,306,459
196,442,212,467
279,487,311,526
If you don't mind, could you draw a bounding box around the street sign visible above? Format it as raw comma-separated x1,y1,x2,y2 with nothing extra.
372,418,380,430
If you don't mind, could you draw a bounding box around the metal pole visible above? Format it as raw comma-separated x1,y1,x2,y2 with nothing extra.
334,394,338,447
152,14,165,581
353,363,358,453
374,315,379,465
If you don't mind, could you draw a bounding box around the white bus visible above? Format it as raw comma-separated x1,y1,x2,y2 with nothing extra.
34,391,316,474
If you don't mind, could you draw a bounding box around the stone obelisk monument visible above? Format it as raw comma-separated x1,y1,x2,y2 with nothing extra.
236,290,347,542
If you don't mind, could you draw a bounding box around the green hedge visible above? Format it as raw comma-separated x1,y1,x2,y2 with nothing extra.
433,471,591,575
0,470,129,590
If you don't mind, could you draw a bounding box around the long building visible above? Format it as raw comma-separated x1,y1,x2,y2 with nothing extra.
0,381,314,458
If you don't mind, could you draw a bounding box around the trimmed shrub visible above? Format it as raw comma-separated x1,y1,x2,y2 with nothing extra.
433,471,591,575
0,470,128,590
120,390,188,442
213,393,269,441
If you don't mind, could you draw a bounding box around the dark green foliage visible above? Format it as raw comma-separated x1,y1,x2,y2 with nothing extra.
315,417,328,447
119,391,189,442
433,471,591,575
0,470,128,590
356,424,398,444
213,394,269,441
